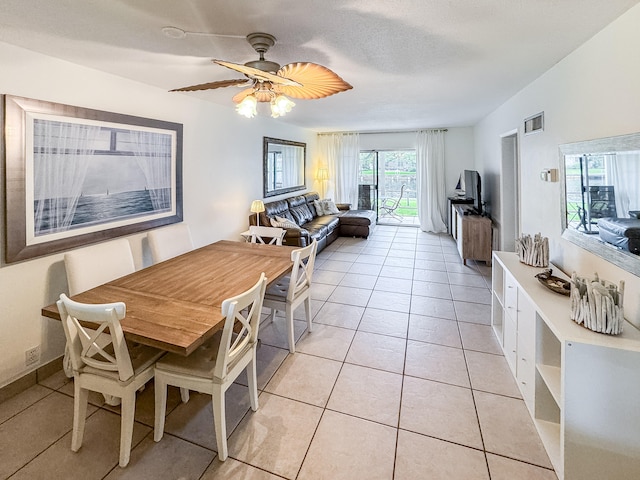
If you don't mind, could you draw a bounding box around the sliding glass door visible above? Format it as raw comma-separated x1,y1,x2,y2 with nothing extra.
359,150,417,225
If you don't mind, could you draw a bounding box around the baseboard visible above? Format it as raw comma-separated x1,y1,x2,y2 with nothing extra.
0,356,64,404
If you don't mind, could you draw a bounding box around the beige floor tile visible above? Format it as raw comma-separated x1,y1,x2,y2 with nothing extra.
474,391,552,468
349,262,383,276
258,316,307,350
339,272,378,289
264,353,342,407
345,331,406,374
253,344,289,390
383,256,415,268
37,368,73,390
405,340,470,387
104,434,214,480
0,392,93,478
355,253,387,265
313,269,346,286
400,376,482,449
295,324,356,361
445,263,481,275
201,457,283,479
227,393,322,479
0,384,51,424
298,410,396,480
358,307,409,338
450,284,492,304
413,268,450,284
487,453,558,480
10,409,149,480
454,301,492,325
327,363,402,426
310,283,336,301
419,259,448,272
458,322,502,354
408,314,461,348
367,290,411,313
374,276,413,294
327,285,372,307
317,259,353,273
163,384,252,451
465,350,521,397
411,280,452,299
448,272,488,288
329,252,360,263
313,301,364,329
410,296,456,319
379,265,414,280
395,429,489,480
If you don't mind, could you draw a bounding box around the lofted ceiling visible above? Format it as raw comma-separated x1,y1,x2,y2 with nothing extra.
0,0,638,132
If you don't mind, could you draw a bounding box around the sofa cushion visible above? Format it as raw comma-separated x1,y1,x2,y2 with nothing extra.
289,201,314,224
271,216,300,229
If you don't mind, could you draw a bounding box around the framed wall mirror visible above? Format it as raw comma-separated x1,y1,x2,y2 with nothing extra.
559,132,640,277
263,137,306,198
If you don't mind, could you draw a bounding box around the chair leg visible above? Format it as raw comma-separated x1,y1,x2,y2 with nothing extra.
71,382,88,452
119,393,136,467
180,387,190,403
246,354,259,412
212,385,228,461
286,304,295,354
153,375,167,442
304,297,312,333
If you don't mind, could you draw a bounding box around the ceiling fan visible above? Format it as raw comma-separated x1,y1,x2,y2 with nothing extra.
170,32,353,118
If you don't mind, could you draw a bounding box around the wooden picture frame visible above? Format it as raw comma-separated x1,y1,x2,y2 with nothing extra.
2,95,183,264
263,137,306,198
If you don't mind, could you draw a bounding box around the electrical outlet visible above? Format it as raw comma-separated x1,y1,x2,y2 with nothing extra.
25,346,40,367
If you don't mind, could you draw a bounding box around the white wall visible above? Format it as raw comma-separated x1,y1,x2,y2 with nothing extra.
474,4,640,328
0,42,315,387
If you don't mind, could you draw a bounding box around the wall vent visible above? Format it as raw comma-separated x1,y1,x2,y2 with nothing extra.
524,112,544,135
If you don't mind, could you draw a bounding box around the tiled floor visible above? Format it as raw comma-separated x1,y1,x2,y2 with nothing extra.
0,226,557,479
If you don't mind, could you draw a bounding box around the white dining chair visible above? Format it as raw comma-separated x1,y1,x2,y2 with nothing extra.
153,273,267,461
263,240,318,353
64,239,136,296
147,223,194,263
249,225,286,245
57,294,165,468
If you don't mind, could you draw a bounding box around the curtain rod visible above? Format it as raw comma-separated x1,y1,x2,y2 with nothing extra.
318,128,448,136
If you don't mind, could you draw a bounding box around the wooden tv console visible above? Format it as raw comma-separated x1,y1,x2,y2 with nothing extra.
451,204,492,265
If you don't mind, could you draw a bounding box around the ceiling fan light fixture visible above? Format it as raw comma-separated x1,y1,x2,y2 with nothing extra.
236,95,258,118
270,94,295,118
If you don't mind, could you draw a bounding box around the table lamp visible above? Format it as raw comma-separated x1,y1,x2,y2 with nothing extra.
250,200,265,226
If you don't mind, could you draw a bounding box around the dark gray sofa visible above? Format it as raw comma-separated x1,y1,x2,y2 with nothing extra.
249,192,376,252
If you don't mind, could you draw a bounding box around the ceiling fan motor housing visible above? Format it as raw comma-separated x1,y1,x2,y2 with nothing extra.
245,33,280,72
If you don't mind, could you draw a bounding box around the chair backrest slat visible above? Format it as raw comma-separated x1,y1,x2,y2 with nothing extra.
287,241,318,302
57,294,134,381
214,273,267,380
249,226,285,246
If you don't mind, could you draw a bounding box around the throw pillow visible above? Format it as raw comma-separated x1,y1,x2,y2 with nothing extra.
313,199,325,216
320,199,340,215
270,216,300,229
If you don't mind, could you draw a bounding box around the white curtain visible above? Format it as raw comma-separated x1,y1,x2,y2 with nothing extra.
416,129,447,232
33,120,101,235
317,132,360,206
130,130,172,211
606,152,640,216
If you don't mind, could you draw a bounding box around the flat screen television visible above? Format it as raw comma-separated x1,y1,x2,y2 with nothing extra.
463,169,482,215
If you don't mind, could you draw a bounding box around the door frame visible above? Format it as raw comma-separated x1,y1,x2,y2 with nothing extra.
499,130,520,251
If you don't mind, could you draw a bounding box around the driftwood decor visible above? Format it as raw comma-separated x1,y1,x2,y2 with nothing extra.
516,233,549,267
569,272,625,335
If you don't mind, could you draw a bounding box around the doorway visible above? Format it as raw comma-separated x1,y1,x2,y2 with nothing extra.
500,132,520,250
359,150,418,225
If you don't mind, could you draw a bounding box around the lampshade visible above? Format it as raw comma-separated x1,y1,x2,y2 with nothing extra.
316,167,329,182
250,200,265,213
236,95,258,118
270,94,295,118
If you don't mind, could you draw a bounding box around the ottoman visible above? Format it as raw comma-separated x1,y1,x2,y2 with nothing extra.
597,217,640,254
339,209,377,238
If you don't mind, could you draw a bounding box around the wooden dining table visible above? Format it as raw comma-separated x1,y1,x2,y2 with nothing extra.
41,240,294,356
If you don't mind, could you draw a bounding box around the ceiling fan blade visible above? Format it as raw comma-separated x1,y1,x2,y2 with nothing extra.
214,60,302,87
170,78,250,92
275,62,352,100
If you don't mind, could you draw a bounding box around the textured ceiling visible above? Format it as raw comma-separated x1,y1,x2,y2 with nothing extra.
0,0,638,131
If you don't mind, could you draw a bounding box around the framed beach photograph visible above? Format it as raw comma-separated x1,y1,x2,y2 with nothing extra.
3,95,183,263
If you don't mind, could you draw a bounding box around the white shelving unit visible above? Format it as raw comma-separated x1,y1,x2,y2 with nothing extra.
491,251,640,480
